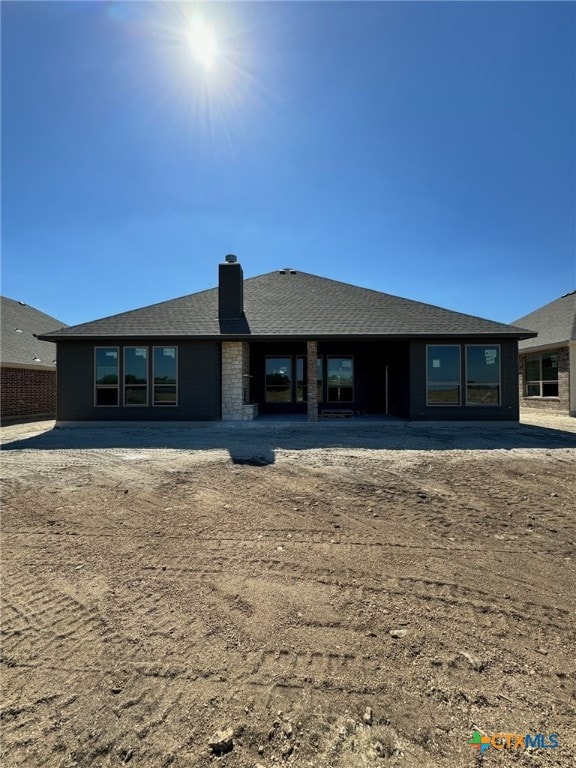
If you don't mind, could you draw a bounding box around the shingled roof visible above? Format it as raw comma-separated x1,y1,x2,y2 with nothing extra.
39,271,536,341
1,296,67,368
514,291,576,352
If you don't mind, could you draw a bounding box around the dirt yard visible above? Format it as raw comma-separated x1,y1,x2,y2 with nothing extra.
1,414,575,767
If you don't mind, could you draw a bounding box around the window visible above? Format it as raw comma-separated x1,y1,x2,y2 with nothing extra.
124,347,148,406
296,356,323,402
466,345,501,405
525,352,558,397
327,357,354,402
95,347,119,406
153,347,178,405
265,357,292,402
427,346,460,405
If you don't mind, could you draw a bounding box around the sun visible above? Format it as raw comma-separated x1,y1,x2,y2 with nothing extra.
188,19,218,71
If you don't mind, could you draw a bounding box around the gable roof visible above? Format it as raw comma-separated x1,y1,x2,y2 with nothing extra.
39,270,536,342
1,296,67,368
514,291,576,351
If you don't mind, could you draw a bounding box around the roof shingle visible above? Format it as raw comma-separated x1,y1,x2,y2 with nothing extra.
514,291,576,351
1,296,67,367
39,271,536,341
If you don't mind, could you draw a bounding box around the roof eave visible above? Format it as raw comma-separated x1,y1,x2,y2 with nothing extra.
39,330,538,342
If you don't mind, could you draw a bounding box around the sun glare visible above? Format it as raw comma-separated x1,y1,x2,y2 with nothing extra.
189,19,218,71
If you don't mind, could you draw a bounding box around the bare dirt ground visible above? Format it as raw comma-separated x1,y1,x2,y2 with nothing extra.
1,413,575,767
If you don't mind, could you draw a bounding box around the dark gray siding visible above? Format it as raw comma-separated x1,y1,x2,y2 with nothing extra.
409,339,519,420
56,340,221,421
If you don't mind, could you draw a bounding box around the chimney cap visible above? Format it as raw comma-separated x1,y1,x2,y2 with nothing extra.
224,254,238,264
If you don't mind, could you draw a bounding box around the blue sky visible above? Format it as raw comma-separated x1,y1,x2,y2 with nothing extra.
2,0,575,328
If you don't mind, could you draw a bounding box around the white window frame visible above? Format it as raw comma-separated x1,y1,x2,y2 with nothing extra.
94,346,119,407
152,346,178,407
426,344,461,407
123,346,149,407
524,352,559,398
465,344,501,407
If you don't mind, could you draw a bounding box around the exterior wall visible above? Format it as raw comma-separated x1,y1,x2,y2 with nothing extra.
409,339,520,421
221,341,257,421
518,346,571,415
0,365,57,422
55,340,221,421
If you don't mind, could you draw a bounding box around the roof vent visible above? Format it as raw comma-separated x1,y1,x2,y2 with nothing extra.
15,328,22,333
278,269,286,274
289,269,297,274
225,253,237,264
33,356,41,362
278,268,297,274
18,301,26,306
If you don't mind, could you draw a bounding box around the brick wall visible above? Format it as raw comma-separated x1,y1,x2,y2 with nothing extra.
0,366,57,421
518,346,570,414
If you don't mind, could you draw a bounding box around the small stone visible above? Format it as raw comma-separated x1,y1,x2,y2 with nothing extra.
366,631,377,638
389,629,407,639
208,727,234,756
536,647,548,655
283,722,294,739
459,651,483,671
282,743,294,757
363,707,373,725
257,744,265,755
111,687,122,694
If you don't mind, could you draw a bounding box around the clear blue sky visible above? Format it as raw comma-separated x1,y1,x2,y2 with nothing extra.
2,1,575,328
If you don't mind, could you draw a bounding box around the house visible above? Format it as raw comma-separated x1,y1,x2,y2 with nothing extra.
513,291,576,417
1,296,67,423
38,257,537,423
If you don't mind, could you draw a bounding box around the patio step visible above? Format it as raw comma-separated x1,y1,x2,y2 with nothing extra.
320,409,355,418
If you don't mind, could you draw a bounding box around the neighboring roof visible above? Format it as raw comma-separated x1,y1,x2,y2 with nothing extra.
514,291,576,352
1,296,67,368
39,270,536,342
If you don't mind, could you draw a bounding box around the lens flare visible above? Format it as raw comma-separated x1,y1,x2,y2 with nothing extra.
189,19,217,71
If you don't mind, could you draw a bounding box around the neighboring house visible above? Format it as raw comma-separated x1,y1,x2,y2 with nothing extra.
513,291,576,417
39,257,536,423
1,296,67,423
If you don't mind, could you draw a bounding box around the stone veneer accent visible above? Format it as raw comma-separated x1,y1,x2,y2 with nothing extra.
518,346,571,415
306,340,318,422
221,341,257,421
